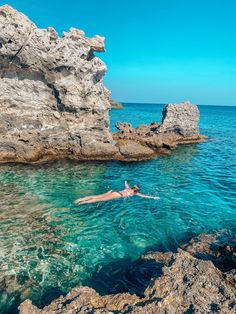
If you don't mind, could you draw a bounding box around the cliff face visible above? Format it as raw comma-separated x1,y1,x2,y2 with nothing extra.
0,5,118,163
0,6,206,163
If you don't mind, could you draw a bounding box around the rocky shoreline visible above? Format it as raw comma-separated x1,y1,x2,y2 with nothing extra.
19,232,236,313
113,101,207,160
1,5,234,314
0,5,207,164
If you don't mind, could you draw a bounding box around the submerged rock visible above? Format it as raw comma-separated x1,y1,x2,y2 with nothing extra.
0,6,207,163
19,233,236,314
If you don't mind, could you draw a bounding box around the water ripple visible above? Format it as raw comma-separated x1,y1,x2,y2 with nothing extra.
0,104,236,313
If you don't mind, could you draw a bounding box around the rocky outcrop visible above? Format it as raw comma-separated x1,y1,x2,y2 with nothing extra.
110,100,123,109
113,101,207,160
0,6,207,163
0,5,118,163
160,101,200,136
19,233,236,314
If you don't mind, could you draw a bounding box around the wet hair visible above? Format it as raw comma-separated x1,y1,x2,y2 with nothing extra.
133,185,140,193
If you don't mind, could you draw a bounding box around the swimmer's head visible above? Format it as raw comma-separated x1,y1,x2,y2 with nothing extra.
133,185,140,193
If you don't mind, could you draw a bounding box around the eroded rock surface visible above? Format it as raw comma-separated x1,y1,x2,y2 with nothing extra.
19,233,236,314
113,101,207,160
0,6,207,163
0,5,118,163
160,101,200,136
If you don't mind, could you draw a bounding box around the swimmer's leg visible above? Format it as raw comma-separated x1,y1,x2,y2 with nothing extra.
77,192,121,205
75,190,113,204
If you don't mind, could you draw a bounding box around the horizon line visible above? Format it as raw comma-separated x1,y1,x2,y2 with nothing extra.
117,101,236,107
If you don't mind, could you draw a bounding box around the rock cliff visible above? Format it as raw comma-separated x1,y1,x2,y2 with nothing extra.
0,5,207,163
19,233,236,314
0,4,117,163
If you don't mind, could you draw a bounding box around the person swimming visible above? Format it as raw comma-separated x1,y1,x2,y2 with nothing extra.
74,181,160,205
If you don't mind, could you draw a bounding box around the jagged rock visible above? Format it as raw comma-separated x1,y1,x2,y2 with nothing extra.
160,101,200,136
144,250,235,314
181,233,236,272
19,287,140,314
19,233,236,314
114,101,207,156
0,4,118,163
0,6,207,163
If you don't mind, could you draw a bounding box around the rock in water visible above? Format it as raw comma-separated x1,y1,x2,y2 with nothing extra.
114,101,207,158
0,5,207,163
160,100,200,136
0,4,118,163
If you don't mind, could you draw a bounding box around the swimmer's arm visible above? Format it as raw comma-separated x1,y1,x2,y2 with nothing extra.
136,193,160,200
125,181,130,189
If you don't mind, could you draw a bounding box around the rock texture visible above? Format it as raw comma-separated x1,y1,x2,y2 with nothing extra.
19,232,236,314
113,101,207,160
160,101,200,136
0,5,207,163
0,4,118,163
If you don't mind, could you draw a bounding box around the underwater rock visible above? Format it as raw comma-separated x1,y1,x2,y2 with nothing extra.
19,233,236,314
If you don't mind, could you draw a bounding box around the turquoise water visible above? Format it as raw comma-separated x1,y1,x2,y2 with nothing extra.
0,104,236,313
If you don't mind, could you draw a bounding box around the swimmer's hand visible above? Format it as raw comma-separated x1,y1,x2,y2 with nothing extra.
125,181,130,188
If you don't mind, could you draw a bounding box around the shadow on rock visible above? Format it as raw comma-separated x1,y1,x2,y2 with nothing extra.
83,257,164,297
181,232,236,272
83,230,199,298
19,231,236,314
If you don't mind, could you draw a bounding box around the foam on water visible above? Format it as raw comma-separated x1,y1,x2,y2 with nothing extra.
0,104,235,313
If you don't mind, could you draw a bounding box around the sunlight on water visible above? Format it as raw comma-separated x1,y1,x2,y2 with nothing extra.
0,104,236,313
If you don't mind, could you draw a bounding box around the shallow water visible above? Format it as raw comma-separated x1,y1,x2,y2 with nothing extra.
0,104,236,313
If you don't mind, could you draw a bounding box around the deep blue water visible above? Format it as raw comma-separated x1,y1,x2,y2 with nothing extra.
0,103,236,313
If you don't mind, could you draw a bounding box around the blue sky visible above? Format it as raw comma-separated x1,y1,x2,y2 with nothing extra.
1,0,236,105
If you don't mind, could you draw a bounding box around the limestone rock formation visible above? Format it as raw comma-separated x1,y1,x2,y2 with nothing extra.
113,101,207,159
19,233,236,314
160,100,200,136
0,4,118,163
0,5,207,163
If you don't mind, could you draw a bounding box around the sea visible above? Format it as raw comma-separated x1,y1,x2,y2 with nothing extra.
0,103,235,313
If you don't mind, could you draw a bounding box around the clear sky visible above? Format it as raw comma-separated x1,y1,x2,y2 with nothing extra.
1,0,236,105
